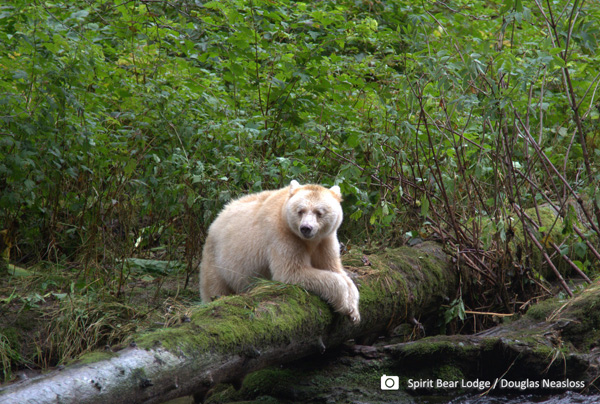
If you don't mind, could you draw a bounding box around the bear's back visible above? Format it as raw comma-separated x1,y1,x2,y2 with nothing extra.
223,187,287,217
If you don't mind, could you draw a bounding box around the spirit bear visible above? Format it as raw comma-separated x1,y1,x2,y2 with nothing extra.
200,180,360,323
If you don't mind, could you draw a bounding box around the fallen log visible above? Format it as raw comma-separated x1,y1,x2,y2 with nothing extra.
384,281,600,394
206,283,600,403
0,242,455,404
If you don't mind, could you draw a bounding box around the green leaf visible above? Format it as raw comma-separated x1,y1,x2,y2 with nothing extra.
346,133,360,148
124,159,137,175
574,242,587,259
552,55,565,68
549,47,564,55
70,9,89,21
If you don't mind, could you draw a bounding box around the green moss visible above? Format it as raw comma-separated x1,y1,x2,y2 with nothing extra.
70,351,118,365
435,364,464,382
502,335,554,356
136,282,334,357
389,245,451,300
241,368,296,397
341,248,368,267
388,334,504,365
355,244,451,323
558,284,600,349
525,298,566,321
334,356,384,387
204,367,308,403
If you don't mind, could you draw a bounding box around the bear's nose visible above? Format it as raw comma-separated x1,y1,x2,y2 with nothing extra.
300,225,313,237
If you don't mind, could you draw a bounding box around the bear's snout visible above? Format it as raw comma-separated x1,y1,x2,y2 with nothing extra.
300,225,314,238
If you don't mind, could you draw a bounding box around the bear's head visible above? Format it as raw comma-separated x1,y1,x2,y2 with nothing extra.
285,180,343,241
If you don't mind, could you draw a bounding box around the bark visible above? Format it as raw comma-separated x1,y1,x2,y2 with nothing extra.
0,242,455,404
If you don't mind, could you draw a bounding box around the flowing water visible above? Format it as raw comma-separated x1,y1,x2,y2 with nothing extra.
165,391,600,404
423,391,600,403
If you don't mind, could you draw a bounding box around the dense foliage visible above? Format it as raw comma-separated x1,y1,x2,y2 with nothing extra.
1,0,600,370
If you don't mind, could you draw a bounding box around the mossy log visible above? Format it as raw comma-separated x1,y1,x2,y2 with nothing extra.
385,281,600,393
205,283,600,404
0,242,455,404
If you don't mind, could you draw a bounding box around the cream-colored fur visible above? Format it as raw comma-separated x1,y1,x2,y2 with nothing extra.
200,180,360,323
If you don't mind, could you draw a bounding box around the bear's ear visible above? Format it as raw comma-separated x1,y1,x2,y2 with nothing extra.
330,185,341,199
290,180,301,194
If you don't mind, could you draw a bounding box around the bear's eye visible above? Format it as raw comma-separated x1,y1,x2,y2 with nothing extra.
298,209,305,216
315,210,324,218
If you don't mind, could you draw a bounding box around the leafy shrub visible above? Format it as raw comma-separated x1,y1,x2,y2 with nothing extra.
1,0,599,307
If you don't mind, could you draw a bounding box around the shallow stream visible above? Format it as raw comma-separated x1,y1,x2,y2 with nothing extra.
164,391,600,404
428,391,599,404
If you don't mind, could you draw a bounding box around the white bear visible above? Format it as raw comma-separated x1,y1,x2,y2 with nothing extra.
200,180,360,323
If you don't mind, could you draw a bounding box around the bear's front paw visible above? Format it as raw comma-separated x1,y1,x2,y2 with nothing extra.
347,306,361,324
343,275,360,324
330,274,361,323
336,299,360,324
342,286,360,324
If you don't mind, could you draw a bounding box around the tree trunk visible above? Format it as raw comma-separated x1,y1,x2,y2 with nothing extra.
0,242,455,404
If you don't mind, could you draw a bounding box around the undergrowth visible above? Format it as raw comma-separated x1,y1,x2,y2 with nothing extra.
0,260,199,378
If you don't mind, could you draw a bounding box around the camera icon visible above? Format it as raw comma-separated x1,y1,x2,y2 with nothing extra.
381,374,400,390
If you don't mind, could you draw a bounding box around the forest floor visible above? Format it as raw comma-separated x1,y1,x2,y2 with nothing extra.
0,258,201,382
